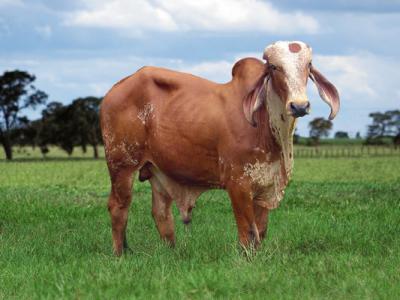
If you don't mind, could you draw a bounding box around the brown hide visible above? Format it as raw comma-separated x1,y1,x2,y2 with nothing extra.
101,58,283,255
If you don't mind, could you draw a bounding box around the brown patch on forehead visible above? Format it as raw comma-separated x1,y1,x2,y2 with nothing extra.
289,43,301,53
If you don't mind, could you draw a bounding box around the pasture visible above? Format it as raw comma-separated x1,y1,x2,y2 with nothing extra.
0,154,399,299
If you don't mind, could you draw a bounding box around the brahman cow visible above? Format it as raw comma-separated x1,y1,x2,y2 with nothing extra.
100,41,340,255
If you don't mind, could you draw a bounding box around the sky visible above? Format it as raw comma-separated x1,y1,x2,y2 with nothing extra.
0,0,399,137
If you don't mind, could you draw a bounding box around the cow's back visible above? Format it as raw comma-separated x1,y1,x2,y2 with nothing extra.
100,66,231,185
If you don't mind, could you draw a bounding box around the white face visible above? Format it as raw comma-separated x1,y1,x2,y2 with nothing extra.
264,41,313,117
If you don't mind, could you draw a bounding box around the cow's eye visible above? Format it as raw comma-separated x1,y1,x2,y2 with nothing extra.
269,64,277,71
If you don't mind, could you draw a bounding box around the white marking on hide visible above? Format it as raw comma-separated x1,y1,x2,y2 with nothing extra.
265,87,295,181
243,160,284,209
138,103,154,125
246,54,302,208
244,160,277,187
102,114,115,158
106,139,140,171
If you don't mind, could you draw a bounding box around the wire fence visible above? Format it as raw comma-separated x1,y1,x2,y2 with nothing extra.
294,146,400,158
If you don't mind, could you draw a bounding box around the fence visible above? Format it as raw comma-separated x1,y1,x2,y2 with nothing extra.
294,146,400,158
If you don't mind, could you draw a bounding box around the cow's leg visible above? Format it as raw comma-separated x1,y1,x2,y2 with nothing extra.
253,203,269,241
108,167,135,256
227,184,260,249
149,178,175,246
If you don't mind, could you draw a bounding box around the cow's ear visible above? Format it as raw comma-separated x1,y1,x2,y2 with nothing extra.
243,73,269,127
309,65,340,120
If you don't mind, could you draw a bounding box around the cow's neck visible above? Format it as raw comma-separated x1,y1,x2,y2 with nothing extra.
264,87,296,182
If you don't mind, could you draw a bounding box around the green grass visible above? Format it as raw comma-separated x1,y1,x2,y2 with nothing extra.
1,157,399,299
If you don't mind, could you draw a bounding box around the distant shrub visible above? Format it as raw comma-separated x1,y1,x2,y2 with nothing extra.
334,131,349,139
364,136,392,145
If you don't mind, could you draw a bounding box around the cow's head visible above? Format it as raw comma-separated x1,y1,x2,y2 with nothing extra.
244,41,340,126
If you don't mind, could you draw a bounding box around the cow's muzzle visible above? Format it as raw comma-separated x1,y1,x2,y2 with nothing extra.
289,101,310,118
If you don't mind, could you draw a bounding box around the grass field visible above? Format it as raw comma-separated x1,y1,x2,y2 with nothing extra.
1,156,400,299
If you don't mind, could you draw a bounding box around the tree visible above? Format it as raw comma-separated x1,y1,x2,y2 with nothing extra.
386,110,400,136
308,117,332,145
9,117,39,148
38,102,77,156
70,97,102,158
334,131,349,139
0,70,47,160
38,99,102,157
367,112,391,140
366,110,400,144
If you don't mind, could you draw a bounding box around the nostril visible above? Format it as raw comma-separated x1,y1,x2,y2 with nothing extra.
305,102,310,109
290,102,297,111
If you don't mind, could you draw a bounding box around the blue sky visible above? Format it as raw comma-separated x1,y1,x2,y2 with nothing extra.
1,0,399,136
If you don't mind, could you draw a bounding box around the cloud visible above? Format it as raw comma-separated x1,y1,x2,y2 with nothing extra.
0,18,11,36
0,0,23,7
65,0,319,34
181,60,233,83
314,54,376,98
35,25,52,38
313,52,399,108
274,0,400,13
65,0,177,33
178,52,261,82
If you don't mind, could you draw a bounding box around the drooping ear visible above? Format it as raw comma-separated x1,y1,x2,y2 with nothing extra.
243,71,269,127
309,65,340,120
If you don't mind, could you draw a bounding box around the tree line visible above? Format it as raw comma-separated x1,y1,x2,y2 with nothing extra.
308,110,400,145
303,111,400,146
0,70,101,160
1,70,399,160
366,110,400,145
